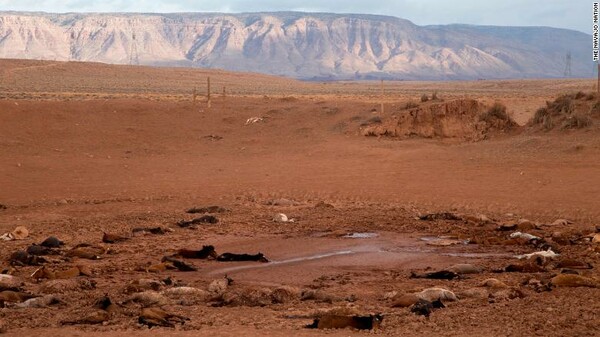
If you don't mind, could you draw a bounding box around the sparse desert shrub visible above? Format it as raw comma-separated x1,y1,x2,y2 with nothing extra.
548,95,574,114
420,94,429,102
532,107,549,124
542,115,554,131
532,106,555,130
404,101,419,109
590,101,600,115
574,91,586,99
585,93,596,101
432,91,439,100
480,102,511,123
562,114,592,129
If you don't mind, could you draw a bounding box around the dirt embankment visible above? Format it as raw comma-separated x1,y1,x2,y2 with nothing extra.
361,99,517,141
361,91,600,142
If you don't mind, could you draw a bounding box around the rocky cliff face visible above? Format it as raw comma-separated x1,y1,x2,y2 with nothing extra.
0,11,592,80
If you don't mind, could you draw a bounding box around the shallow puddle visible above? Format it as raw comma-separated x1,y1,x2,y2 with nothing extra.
343,232,379,239
209,249,358,274
206,233,506,279
420,236,469,246
442,252,512,258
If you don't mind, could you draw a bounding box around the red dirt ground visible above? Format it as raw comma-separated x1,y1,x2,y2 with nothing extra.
0,60,599,336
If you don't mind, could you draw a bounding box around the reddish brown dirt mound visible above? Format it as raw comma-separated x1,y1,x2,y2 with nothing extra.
529,92,598,131
361,99,517,141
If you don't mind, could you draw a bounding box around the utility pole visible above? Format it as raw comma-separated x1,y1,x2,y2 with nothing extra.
129,32,139,66
563,52,572,77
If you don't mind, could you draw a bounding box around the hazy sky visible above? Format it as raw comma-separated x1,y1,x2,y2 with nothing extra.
0,0,593,33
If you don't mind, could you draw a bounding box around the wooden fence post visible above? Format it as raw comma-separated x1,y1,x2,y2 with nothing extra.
380,79,385,114
207,77,212,109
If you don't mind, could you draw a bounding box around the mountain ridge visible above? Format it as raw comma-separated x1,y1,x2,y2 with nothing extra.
0,11,592,80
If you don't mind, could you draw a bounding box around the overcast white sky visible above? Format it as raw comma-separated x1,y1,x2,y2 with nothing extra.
0,0,592,33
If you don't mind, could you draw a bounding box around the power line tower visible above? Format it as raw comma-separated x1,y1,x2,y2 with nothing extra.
563,52,572,77
129,32,139,66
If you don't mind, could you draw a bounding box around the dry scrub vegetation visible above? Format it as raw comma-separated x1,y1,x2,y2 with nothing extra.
530,92,597,131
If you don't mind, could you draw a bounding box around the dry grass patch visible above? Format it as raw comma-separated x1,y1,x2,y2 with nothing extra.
529,92,597,131
562,114,593,129
480,102,517,129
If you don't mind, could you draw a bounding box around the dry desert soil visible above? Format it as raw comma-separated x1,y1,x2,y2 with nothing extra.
0,59,599,336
